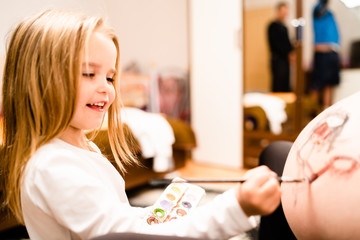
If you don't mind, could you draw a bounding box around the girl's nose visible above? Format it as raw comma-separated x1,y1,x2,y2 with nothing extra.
97,76,113,93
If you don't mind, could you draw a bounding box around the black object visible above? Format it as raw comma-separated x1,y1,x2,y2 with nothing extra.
258,141,297,240
0,225,29,240
349,40,360,68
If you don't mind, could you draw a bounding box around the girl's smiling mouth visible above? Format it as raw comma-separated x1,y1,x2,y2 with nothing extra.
86,102,106,111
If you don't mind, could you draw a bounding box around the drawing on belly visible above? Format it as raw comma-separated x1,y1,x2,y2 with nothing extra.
295,110,358,183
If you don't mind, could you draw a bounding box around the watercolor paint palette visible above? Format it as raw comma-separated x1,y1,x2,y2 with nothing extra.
146,177,205,225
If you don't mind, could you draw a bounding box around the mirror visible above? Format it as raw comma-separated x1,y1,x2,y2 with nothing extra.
242,0,360,168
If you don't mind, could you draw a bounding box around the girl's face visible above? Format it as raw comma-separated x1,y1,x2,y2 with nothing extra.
70,31,117,131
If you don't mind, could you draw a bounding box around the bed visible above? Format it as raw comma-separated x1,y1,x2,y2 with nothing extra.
243,92,320,168
91,114,196,190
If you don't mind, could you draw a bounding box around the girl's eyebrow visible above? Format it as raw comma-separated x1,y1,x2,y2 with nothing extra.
82,62,117,75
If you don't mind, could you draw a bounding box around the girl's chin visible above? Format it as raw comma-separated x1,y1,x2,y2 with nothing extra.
85,122,103,130
79,119,104,131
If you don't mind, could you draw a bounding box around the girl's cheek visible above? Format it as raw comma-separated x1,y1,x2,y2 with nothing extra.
109,88,116,105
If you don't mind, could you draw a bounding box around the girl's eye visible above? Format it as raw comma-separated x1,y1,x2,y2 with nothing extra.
107,77,114,83
82,73,95,78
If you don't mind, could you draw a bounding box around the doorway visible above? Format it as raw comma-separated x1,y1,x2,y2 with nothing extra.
242,0,302,168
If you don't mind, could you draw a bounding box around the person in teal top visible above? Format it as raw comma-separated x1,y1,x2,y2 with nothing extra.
311,0,341,109
313,0,340,46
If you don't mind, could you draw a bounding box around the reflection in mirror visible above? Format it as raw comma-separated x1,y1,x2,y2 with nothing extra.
243,0,360,168
243,0,300,168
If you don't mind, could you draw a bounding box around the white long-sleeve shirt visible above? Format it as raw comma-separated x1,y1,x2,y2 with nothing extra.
21,138,256,240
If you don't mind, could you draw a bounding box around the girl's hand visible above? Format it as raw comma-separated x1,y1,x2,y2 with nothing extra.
235,166,281,217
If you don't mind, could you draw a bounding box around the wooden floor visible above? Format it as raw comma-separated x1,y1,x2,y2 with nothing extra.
177,159,249,178
174,159,251,189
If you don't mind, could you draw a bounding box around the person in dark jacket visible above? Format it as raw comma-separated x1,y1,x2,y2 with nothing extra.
267,2,294,92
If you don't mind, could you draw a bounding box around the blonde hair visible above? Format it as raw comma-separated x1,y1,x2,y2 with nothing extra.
1,9,136,223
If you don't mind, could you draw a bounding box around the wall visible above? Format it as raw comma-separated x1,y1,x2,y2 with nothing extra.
244,7,272,92
0,0,188,74
333,69,360,103
189,0,243,168
105,0,188,72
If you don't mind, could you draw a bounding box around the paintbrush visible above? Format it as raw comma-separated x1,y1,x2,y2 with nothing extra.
150,176,306,186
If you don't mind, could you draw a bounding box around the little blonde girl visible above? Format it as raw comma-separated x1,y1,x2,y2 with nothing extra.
0,9,281,240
